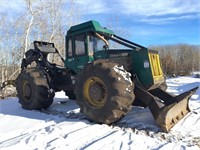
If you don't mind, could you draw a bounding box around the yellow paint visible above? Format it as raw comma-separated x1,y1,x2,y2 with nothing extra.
149,53,164,84
83,76,107,108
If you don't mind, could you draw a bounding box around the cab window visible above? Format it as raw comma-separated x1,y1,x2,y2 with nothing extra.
88,33,105,53
68,37,72,57
75,34,86,56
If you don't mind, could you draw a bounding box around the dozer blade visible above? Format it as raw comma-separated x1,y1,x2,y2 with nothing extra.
134,86,199,132
153,87,198,132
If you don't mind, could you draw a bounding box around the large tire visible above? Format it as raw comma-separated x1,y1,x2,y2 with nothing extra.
16,67,55,110
75,60,135,124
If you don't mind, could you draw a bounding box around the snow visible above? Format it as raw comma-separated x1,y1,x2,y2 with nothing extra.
113,65,132,84
0,76,200,150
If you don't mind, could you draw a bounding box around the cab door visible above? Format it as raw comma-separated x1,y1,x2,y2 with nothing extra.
65,34,88,73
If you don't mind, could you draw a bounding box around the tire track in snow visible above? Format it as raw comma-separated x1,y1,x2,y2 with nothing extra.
80,130,118,149
150,142,172,150
63,125,92,139
42,122,92,149
39,107,135,149
21,123,58,146
81,129,133,150
0,121,57,148
0,133,30,148
63,125,118,149
42,115,134,149
0,107,120,149
38,106,190,149
42,104,200,149
193,114,200,126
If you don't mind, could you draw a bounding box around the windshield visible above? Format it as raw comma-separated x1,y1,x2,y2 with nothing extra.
88,32,130,55
108,40,128,49
88,36,105,53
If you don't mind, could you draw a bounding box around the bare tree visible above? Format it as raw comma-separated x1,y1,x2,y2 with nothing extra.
150,44,200,76
23,0,49,57
37,0,82,64
0,0,83,85
0,12,9,83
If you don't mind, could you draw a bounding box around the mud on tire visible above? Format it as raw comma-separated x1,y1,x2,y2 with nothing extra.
16,67,55,110
75,60,135,124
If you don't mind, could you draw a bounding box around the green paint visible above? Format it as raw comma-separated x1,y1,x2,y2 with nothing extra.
64,20,164,89
67,20,114,36
131,49,154,88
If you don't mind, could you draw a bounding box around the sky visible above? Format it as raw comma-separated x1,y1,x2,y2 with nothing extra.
0,0,200,46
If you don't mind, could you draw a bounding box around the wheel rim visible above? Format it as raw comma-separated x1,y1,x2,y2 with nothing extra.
22,81,32,102
83,77,107,108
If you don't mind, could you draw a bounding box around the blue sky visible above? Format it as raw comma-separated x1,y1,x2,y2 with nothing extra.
0,0,200,46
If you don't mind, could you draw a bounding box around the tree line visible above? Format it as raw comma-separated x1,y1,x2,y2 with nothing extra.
150,44,200,76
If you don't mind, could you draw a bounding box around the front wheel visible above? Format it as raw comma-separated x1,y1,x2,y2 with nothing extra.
75,60,135,124
16,67,55,110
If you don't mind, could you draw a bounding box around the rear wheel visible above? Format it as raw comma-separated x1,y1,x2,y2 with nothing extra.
75,60,135,124
16,67,55,110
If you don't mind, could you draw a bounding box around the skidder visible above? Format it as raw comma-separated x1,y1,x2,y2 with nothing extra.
14,20,198,132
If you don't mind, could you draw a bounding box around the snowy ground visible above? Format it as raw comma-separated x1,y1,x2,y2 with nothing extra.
0,76,200,150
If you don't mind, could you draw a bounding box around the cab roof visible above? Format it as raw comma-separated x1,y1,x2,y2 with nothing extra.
67,20,114,36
